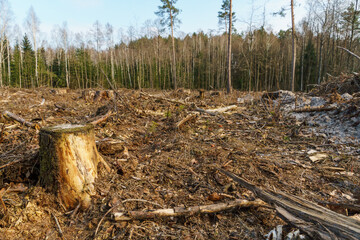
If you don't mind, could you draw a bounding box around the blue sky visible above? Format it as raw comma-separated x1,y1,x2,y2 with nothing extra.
10,0,306,41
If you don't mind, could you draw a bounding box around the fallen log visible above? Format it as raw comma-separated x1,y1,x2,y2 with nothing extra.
292,105,336,113
2,111,39,129
219,169,360,240
39,124,108,210
113,198,267,221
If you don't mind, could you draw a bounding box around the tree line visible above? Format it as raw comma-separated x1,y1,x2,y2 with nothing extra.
0,0,359,92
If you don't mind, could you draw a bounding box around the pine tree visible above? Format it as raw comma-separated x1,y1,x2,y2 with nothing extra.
218,0,236,34
155,0,180,89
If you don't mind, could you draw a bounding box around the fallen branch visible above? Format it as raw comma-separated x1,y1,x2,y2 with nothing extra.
176,113,198,129
133,108,165,116
51,212,65,240
140,92,187,106
90,110,113,126
219,168,360,240
206,105,237,114
113,198,267,221
0,159,23,170
194,107,218,116
2,111,39,129
338,46,360,61
292,105,336,113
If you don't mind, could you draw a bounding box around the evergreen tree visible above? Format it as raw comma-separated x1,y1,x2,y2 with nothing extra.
303,39,317,88
218,0,236,34
155,0,180,89
11,43,21,87
22,34,35,88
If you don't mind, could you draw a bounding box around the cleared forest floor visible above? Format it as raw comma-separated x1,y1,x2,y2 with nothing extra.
0,85,359,239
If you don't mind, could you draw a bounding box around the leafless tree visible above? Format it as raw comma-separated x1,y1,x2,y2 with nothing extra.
0,0,12,87
26,6,40,87
291,0,296,91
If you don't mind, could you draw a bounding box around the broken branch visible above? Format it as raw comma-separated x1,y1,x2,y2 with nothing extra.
337,46,360,61
219,168,360,240
113,198,267,221
176,113,198,130
90,110,113,126
2,111,38,129
292,105,336,113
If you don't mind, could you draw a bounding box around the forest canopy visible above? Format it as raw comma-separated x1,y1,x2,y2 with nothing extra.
0,0,359,92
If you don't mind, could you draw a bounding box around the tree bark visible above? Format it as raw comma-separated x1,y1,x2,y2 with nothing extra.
227,0,233,94
291,0,296,92
170,11,177,89
39,124,104,210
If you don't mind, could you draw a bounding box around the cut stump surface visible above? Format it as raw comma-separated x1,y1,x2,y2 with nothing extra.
39,124,103,210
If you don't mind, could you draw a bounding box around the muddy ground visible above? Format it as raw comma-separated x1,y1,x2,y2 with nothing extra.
0,86,359,239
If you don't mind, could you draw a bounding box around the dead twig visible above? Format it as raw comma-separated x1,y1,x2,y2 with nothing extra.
94,205,117,238
0,159,23,170
52,212,65,240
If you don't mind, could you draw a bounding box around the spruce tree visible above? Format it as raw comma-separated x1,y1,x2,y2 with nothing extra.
22,34,35,88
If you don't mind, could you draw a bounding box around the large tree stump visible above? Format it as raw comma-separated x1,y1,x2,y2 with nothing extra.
39,124,103,210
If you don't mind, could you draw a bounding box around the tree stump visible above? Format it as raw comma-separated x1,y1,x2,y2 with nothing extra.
198,89,205,99
39,124,103,210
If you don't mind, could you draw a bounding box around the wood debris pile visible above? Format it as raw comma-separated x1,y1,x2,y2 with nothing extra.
0,87,359,239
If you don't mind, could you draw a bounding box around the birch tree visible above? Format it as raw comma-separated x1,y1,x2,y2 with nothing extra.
26,6,40,87
291,0,296,91
227,0,233,93
0,0,11,87
105,23,115,87
91,21,104,85
59,22,70,87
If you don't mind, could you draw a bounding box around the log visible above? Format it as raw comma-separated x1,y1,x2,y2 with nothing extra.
2,110,38,129
219,169,360,240
292,105,336,113
39,124,104,210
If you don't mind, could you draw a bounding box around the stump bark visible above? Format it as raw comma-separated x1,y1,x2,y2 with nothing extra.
39,124,103,210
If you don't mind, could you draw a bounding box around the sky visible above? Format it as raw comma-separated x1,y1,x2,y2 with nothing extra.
9,0,307,42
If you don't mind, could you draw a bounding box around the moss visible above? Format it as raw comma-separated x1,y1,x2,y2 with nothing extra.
39,131,58,190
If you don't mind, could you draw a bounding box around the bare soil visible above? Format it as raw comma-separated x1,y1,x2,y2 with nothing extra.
0,87,359,239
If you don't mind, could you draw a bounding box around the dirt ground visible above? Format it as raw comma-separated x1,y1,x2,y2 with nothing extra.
0,87,359,239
